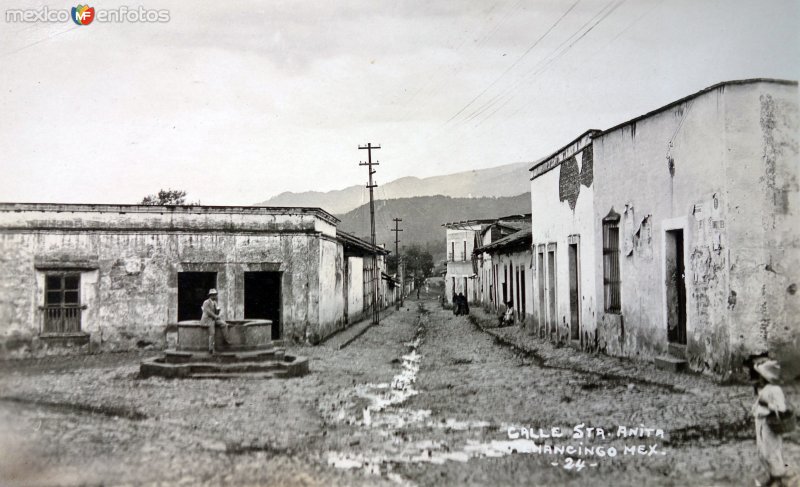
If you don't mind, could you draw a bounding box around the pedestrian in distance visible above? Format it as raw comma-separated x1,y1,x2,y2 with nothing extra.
749,356,797,486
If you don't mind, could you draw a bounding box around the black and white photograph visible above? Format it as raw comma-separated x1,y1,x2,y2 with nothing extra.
0,1,798,485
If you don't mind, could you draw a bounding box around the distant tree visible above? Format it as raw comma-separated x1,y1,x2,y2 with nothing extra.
402,244,435,286
140,189,199,205
387,254,401,275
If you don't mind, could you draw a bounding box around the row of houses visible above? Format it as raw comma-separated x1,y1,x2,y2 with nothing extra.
0,203,398,358
445,78,799,379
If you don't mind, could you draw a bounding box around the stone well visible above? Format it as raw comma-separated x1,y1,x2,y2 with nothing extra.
140,319,309,379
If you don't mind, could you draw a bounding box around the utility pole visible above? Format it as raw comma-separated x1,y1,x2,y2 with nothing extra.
359,143,380,325
391,218,403,309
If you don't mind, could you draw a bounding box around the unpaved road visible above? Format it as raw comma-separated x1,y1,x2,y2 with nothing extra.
0,298,797,486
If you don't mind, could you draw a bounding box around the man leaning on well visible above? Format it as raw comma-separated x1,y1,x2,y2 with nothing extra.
201,288,231,353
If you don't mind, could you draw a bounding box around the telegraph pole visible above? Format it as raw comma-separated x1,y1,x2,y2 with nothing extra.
359,143,380,325
391,218,403,309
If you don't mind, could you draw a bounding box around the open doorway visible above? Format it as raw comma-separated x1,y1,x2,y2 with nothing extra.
537,250,545,333
568,242,580,341
178,272,217,321
665,229,687,344
547,246,557,335
244,271,282,339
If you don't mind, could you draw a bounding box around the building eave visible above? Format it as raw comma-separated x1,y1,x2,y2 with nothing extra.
337,230,390,255
0,202,341,226
595,78,798,138
529,129,601,175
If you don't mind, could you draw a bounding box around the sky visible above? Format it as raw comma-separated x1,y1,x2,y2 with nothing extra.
0,0,798,205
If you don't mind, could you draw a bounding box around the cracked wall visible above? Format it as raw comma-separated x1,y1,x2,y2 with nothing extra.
531,134,597,350
0,207,348,358
592,81,799,379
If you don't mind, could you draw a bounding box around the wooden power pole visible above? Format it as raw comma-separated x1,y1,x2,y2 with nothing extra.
391,218,403,309
359,143,380,325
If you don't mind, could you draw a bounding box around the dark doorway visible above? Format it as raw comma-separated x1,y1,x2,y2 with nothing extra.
547,249,557,335
568,243,580,341
515,267,521,319
244,271,282,339
502,265,508,304
178,272,217,321
520,268,526,317
665,230,687,344
537,251,545,333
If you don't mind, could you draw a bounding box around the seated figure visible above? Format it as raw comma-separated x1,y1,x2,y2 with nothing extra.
498,301,514,327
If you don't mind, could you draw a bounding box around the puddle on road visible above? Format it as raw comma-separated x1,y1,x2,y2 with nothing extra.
324,311,515,482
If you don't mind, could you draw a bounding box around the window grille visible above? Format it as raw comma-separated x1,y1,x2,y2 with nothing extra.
43,274,82,333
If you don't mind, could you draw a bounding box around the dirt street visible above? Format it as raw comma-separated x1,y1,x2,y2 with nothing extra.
1,298,798,486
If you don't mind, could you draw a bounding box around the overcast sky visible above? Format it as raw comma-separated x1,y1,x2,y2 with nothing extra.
0,0,797,205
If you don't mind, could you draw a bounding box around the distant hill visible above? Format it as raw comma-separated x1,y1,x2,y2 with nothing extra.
257,161,534,214
336,193,531,263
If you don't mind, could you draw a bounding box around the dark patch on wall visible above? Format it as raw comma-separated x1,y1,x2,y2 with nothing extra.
758,285,770,342
580,146,593,188
633,215,653,259
728,290,737,309
761,94,777,183
559,146,594,211
760,93,782,227
558,156,580,210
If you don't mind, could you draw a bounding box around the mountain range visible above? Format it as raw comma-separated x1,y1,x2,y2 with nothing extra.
257,161,534,214
335,193,532,264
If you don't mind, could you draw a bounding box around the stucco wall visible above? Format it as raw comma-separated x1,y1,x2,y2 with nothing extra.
592,80,799,377
316,237,346,342
531,143,597,348
0,230,327,357
487,250,534,326
0,205,351,357
593,86,729,370
346,257,365,322
723,82,800,378
444,226,482,304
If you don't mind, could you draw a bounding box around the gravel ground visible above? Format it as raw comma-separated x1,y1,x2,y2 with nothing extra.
0,298,797,486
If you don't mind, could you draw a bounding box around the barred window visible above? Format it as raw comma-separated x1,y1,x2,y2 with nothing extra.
43,273,82,333
603,211,621,313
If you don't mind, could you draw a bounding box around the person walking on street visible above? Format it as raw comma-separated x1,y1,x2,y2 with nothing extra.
751,357,796,486
201,288,231,354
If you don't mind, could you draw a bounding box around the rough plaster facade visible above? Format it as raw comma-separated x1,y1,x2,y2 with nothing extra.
0,204,386,358
477,242,534,325
530,132,599,348
590,80,799,378
444,224,486,304
524,79,798,379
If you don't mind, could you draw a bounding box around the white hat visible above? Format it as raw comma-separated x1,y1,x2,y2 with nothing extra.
208,288,218,296
754,358,781,383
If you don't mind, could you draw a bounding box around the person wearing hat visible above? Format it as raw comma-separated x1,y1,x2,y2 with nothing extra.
201,288,230,353
751,357,794,486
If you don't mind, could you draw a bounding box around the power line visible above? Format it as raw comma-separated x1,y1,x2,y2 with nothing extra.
3,25,79,57
444,0,618,135
443,0,581,126
472,0,625,129
393,0,525,125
